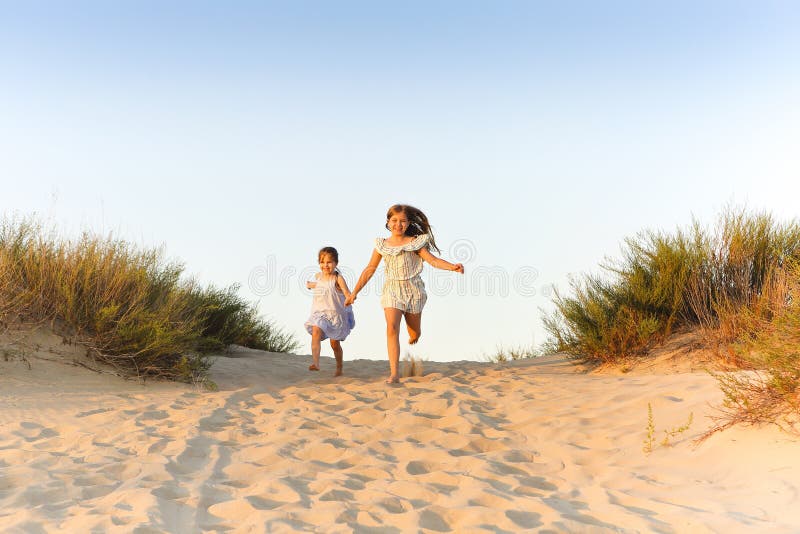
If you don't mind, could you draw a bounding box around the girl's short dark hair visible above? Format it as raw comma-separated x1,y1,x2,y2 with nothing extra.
318,246,339,263
318,247,341,275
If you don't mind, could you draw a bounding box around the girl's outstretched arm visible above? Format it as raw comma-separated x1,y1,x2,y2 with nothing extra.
306,273,319,289
418,248,465,274
336,274,353,300
345,249,382,305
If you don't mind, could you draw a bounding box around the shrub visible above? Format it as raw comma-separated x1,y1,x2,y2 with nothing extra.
0,215,298,381
545,208,800,363
188,284,299,354
701,263,800,437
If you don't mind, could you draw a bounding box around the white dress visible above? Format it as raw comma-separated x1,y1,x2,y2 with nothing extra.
305,275,355,341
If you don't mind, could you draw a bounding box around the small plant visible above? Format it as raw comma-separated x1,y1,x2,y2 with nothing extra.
661,412,694,447
1,347,31,369
173,354,216,389
695,261,800,441
643,403,656,453
643,402,694,453
486,344,539,363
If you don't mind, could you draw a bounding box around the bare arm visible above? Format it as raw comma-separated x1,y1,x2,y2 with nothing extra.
418,248,465,274
306,273,319,289
336,274,352,300
345,249,382,305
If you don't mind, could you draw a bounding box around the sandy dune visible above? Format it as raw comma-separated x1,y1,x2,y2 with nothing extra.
1,336,799,533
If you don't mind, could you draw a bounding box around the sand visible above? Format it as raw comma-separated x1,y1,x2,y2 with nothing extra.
1,331,799,533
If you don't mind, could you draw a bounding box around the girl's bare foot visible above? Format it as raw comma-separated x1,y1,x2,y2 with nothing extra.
385,375,400,384
408,333,420,344
308,364,320,371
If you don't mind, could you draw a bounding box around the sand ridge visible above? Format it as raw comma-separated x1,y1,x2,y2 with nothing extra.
1,344,800,532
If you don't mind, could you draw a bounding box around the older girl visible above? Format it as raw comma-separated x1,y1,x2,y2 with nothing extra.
345,205,463,383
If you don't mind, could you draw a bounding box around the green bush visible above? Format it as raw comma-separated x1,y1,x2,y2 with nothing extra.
188,284,299,353
705,262,800,435
545,208,800,363
0,215,298,381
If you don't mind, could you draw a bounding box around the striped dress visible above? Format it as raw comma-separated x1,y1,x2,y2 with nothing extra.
375,234,430,313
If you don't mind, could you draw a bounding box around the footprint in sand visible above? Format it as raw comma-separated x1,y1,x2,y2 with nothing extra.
348,407,385,427
81,483,120,499
341,476,368,491
503,450,537,463
377,497,410,514
0,473,21,492
319,489,355,502
17,486,69,507
294,441,345,464
374,397,404,411
102,462,142,482
137,410,169,422
419,507,454,532
405,460,436,475
505,509,543,529
467,493,512,508
345,467,390,485
251,478,306,506
454,386,481,398
363,446,397,463
516,475,559,492
146,438,171,455
245,495,284,510
15,422,59,442
405,387,435,397
76,408,114,418
73,474,114,487
459,437,506,455
151,484,190,501
198,412,235,433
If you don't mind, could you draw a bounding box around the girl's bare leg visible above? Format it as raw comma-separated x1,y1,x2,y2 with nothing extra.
405,312,422,344
384,307,404,383
309,326,322,370
330,339,343,376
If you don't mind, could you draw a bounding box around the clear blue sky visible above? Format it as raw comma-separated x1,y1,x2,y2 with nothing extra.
2,1,798,361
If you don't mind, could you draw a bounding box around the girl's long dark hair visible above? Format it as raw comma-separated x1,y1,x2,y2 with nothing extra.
385,204,440,253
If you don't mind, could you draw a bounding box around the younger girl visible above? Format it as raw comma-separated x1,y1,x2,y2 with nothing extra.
305,247,355,376
345,204,464,383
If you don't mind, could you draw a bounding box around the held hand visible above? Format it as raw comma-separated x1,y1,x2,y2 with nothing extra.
452,263,465,274
344,294,356,306
306,281,315,289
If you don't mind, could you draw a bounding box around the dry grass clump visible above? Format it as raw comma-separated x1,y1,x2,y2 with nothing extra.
543,206,800,432
643,402,694,454
485,345,539,363
544,207,800,363
0,215,298,383
700,263,800,438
